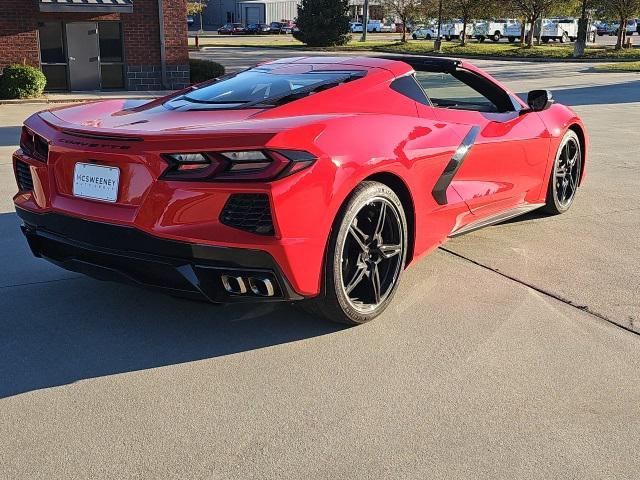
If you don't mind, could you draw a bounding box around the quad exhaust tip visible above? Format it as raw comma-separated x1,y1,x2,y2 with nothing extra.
221,274,275,297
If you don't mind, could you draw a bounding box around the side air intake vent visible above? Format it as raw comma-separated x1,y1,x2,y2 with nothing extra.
220,194,274,235
15,160,35,192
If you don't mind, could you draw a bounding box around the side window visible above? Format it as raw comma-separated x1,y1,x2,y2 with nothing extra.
390,75,430,106
414,70,515,113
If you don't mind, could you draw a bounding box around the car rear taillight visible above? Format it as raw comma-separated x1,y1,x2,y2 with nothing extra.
20,127,49,162
161,149,316,182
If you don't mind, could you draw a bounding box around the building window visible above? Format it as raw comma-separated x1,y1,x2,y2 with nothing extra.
38,22,68,90
98,22,124,89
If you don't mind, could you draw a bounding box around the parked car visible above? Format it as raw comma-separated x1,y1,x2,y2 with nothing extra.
380,22,395,33
611,20,638,35
620,19,637,35
350,22,364,33
218,23,245,35
351,20,383,33
269,21,296,34
412,27,437,40
474,19,513,42
246,23,270,34
13,56,588,324
594,21,610,36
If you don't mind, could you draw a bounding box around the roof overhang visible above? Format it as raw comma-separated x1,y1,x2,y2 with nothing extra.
38,0,134,13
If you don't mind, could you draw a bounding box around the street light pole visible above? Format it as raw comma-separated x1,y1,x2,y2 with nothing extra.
435,0,443,52
199,0,204,33
360,0,370,42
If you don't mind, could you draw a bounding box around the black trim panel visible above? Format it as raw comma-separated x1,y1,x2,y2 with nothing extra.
377,55,461,73
432,126,480,206
16,207,304,303
448,203,545,237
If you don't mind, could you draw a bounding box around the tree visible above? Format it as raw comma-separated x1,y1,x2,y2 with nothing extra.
187,1,206,32
572,0,592,57
186,2,205,16
380,0,432,42
604,0,640,49
293,0,351,47
446,0,487,46
507,0,560,46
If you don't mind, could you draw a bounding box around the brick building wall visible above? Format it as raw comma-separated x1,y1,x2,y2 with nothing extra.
0,0,189,90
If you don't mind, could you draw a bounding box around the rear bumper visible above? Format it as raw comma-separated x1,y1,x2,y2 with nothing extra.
16,207,304,303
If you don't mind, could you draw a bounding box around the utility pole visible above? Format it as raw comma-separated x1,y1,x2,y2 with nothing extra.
435,0,443,52
360,0,370,42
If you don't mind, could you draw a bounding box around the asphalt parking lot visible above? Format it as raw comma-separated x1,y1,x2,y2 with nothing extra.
1,51,639,478
190,29,631,46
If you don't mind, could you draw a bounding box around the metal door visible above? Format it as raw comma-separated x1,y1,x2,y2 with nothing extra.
245,6,261,25
66,22,100,91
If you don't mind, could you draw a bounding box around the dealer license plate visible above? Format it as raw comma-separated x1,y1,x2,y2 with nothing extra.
73,162,120,203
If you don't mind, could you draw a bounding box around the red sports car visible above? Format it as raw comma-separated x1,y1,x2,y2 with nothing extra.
13,56,587,324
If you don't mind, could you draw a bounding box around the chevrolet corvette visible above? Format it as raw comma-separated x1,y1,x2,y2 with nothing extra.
13,56,587,324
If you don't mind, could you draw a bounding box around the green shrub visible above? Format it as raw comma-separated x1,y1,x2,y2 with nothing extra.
189,59,225,85
0,64,47,99
293,0,351,47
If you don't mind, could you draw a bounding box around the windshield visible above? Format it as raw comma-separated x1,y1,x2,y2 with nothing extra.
177,68,365,108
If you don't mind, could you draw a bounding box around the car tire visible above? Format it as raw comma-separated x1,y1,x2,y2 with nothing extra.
508,36,516,43
542,36,550,43
303,181,408,325
560,32,569,43
492,32,501,42
426,34,432,40
543,130,582,215
412,33,417,39
478,36,486,43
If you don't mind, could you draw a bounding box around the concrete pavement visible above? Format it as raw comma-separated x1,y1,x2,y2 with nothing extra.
0,53,639,479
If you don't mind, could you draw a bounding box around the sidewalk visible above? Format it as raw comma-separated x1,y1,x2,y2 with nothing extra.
0,90,171,105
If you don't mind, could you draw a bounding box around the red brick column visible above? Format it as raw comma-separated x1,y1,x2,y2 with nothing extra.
0,0,40,70
123,0,190,90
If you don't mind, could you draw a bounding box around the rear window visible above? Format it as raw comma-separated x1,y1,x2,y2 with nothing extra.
179,68,365,108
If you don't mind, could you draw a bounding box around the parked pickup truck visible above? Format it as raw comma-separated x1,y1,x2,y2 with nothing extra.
474,19,513,42
541,18,597,43
504,21,529,42
442,21,475,40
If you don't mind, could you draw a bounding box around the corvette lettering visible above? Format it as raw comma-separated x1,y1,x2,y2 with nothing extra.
59,138,131,150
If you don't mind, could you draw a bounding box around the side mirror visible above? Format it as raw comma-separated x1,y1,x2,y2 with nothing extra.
527,89,554,112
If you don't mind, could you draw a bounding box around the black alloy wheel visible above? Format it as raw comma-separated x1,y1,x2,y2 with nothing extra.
303,181,407,325
544,130,582,215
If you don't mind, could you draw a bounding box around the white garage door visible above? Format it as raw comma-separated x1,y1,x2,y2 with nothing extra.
245,6,261,24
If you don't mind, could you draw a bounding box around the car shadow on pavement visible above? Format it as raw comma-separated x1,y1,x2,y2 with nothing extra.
518,79,640,106
0,126,21,147
0,212,346,399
